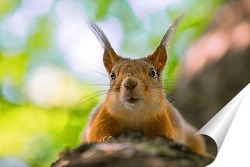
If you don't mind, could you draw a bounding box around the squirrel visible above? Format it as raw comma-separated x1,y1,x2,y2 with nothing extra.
82,15,208,156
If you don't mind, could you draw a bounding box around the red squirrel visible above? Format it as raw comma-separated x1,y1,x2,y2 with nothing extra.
82,15,208,156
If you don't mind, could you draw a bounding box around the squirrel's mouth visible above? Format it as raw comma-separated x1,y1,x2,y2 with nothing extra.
123,96,144,110
125,97,140,104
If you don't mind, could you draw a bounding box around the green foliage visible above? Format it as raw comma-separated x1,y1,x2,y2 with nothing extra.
0,0,20,18
0,0,225,166
26,17,53,52
0,101,97,167
0,54,28,84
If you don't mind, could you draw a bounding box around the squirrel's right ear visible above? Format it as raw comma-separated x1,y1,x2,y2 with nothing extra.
87,18,121,73
148,14,184,71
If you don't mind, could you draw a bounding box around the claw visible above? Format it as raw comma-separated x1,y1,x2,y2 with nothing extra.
102,136,113,142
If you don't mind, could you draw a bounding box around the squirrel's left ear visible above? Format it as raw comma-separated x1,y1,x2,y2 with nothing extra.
148,14,184,71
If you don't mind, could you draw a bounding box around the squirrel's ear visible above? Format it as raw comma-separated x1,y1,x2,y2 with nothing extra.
103,48,120,73
87,18,121,73
148,14,184,71
148,46,167,72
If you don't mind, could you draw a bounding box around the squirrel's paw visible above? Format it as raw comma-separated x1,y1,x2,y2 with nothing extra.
102,136,113,142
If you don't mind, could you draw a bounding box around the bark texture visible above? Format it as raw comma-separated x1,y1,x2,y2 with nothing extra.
52,132,213,167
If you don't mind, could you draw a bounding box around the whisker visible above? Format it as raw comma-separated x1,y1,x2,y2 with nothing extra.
87,69,109,78
83,83,110,87
163,86,212,111
80,90,108,105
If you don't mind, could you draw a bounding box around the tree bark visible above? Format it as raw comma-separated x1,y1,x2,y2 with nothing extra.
52,132,213,167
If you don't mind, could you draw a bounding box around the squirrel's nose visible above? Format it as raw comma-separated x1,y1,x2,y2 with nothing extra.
124,77,137,90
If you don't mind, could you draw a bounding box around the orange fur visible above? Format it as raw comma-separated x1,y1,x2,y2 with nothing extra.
83,16,208,156
86,103,175,142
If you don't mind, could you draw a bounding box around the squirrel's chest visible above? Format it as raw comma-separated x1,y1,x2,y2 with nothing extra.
115,111,168,135
90,108,174,140
94,105,174,138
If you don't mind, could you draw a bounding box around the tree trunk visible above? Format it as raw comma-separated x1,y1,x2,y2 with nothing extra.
171,0,250,156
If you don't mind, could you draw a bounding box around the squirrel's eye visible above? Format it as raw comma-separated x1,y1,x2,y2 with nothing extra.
149,68,157,78
110,71,116,80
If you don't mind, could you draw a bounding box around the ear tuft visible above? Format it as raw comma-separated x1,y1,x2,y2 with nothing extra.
86,18,121,73
159,13,185,49
86,17,112,52
148,14,185,72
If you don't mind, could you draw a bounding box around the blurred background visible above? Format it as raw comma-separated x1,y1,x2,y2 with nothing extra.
3,0,249,166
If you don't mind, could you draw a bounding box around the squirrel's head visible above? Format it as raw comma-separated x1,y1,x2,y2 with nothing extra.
88,16,183,112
